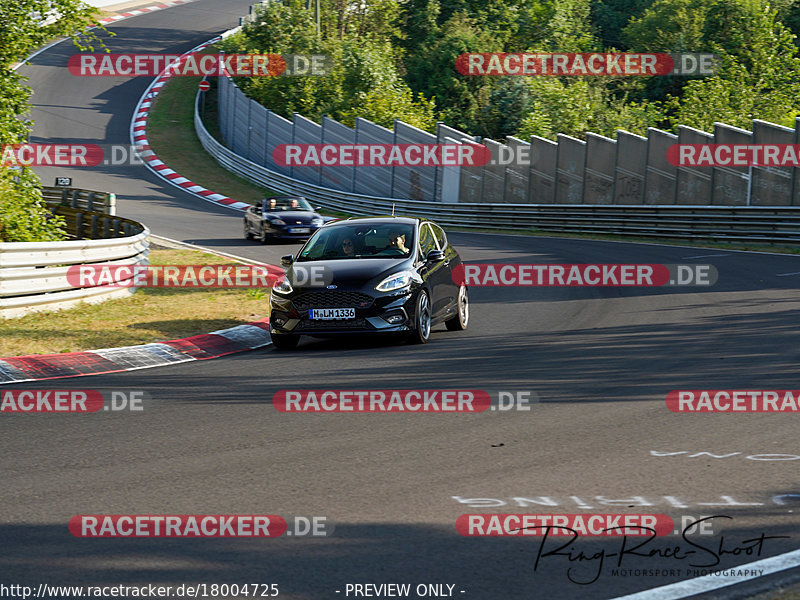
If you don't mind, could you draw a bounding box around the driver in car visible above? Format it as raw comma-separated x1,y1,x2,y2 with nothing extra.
387,229,409,255
341,236,356,256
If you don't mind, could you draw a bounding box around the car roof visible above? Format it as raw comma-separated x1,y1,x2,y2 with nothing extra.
335,216,419,226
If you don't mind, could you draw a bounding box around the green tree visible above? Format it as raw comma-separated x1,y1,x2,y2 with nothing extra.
222,2,434,129
670,0,800,131
339,84,436,130
622,0,708,51
518,77,664,139
404,12,499,132
545,0,598,51
0,0,106,242
591,0,653,48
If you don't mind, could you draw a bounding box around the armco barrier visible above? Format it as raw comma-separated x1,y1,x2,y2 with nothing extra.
197,88,800,244
41,186,116,215
0,200,149,318
52,206,144,240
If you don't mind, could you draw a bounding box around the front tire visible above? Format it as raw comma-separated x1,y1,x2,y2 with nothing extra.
244,220,253,240
271,333,299,350
445,285,469,331
407,290,432,344
259,226,270,244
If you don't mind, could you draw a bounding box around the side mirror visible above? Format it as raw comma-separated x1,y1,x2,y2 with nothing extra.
281,254,294,267
315,206,322,211
426,249,445,263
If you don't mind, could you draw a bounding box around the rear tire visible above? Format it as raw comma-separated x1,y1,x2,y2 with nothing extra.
271,333,299,350
407,290,431,344
445,285,469,331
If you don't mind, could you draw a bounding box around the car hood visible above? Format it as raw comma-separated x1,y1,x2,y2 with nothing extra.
291,258,412,288
267,211,319,223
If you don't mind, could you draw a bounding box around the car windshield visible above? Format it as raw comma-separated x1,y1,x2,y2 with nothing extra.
265,197,312,211
297,223,415,261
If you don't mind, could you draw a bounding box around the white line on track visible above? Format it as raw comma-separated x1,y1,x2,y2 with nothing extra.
149,234,273,266
681,253,732,259
775,271,800,277
609,548,800,600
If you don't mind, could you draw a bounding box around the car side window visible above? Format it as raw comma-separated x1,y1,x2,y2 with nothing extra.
430,224,447,250
418,224,436,256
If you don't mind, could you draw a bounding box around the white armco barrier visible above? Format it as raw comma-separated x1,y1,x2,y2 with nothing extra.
0,227,150,318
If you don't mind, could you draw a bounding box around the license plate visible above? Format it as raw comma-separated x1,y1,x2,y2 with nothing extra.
309,308,355,320
289,227,310,234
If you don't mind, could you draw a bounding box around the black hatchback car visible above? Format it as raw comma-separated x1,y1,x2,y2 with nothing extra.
268,216,469,349
244,196,325,243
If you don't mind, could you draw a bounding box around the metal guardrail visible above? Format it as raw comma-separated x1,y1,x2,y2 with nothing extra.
42,186,116,215
196,94,800,245
52,206,144,240
0,190,149,318
0,226,150,318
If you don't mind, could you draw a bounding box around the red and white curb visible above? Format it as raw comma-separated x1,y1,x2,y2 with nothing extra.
131,31,252,213
97,0,200,26
0,319,271,385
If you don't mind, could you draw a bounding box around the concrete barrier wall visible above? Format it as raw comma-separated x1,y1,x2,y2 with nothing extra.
321,116,356,192
644,128,678,205
292,113,323,186
528,135,557,204
613,131,646,205
676,125,714,205
217,75,798,206
584,133,615,205
393,120,437,201
712,122,750,206
751,120,794,206
556,135,586,204
353,118,394,198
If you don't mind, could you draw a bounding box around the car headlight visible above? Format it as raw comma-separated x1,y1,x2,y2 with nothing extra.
376,270,417,292
311,217,323,226
270,218,286,226
273,277,293,295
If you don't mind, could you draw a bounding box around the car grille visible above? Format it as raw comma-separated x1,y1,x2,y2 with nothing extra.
292,291,374,310
295,318,368,331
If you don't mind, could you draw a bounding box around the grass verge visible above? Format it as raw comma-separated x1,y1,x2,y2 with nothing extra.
147,71,275,205
0,248,269,358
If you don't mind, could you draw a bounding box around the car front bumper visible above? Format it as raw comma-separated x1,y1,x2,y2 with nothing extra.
269,288,416,335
